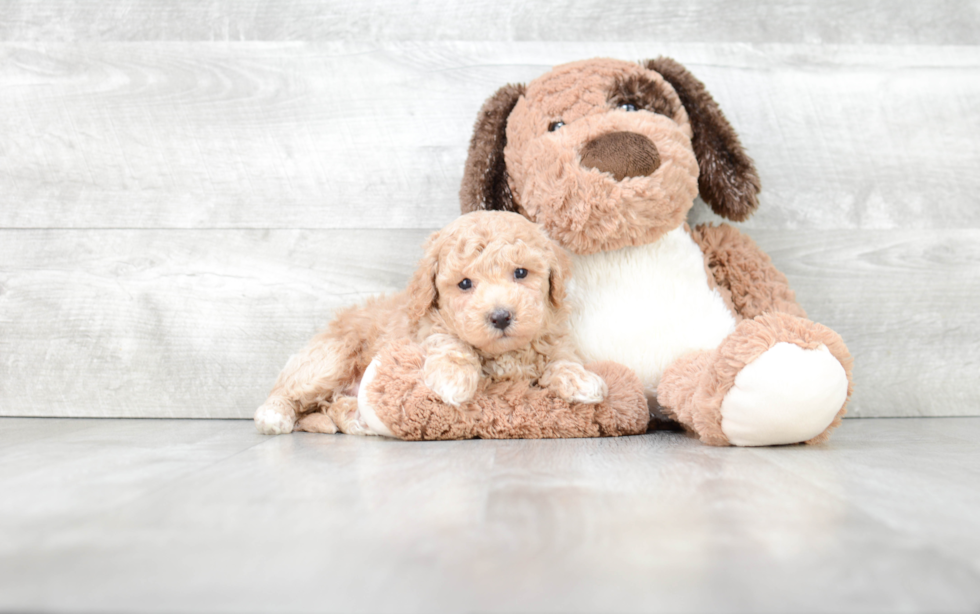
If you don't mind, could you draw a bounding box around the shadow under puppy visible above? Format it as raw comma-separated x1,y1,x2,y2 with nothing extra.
254,210,613,436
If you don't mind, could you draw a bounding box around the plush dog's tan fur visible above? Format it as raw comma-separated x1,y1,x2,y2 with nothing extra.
254,211,608,436
362,341,648,440
501,59,700,255
454,57,853,446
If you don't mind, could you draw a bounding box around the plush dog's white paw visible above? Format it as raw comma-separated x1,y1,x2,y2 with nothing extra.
424,362,479,407
720,343,848,446
254,402,295,435
356,359,395,438
542,361,609,404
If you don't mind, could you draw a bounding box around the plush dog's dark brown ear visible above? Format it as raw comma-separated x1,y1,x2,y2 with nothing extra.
460,83,525,214
645,57,761,221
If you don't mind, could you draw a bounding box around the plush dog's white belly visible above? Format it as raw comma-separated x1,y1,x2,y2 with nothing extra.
567,227,737,399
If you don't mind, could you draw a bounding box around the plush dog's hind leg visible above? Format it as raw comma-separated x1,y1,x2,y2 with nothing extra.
359,340,649,441
657,312,853,446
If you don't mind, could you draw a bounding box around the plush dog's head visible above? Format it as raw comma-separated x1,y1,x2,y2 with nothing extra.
460,57,761,255
408,211,571,356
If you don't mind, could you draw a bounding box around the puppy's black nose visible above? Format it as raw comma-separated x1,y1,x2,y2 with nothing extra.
489,309,513,330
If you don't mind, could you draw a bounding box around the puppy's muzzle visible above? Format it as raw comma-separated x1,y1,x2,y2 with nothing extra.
580,131,660,181
488,309,513,331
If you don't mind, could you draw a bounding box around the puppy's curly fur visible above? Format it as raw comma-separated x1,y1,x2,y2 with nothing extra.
254,211,607,436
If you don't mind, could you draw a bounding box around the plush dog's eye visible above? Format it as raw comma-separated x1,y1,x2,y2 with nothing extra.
548,120,565,132
458,278,472,290
619,103,638,112
514,268,528,279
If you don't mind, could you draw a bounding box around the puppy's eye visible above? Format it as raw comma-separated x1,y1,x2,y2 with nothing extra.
514,268,528,279
458,278,472,290
548,120,565,132
619,103,638,112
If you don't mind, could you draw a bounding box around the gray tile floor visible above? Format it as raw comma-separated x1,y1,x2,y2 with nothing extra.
1,417,979,613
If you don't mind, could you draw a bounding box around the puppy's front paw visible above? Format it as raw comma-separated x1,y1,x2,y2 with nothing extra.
542,361,608,404
424,361,480,407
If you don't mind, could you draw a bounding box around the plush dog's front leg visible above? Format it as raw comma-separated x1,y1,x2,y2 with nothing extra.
421,334,482,406
540,360,608,404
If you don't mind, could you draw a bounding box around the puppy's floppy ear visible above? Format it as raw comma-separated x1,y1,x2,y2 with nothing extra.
406,230,442,324
460,83,525,214
547,242,572,310
645,57,761,222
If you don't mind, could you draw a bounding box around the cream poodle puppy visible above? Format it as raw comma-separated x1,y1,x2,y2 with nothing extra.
254,211,607,436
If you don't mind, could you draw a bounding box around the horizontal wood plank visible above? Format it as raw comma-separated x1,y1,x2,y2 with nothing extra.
0,228,429,418
2,43,979,230
2,418,980,612
2,0,978,44
1,228,976,418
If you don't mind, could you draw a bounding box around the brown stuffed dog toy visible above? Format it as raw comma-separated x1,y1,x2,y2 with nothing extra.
450,57,854,446
255,211,648,440
358,57,853,446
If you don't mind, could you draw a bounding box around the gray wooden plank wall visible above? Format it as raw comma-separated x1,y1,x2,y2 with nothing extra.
1,2,979,419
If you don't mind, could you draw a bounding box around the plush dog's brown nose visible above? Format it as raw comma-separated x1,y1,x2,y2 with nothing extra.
580,131,660,181
489,309,513,330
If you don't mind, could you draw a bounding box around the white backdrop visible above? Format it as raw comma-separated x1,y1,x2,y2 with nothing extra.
1,2,978,418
